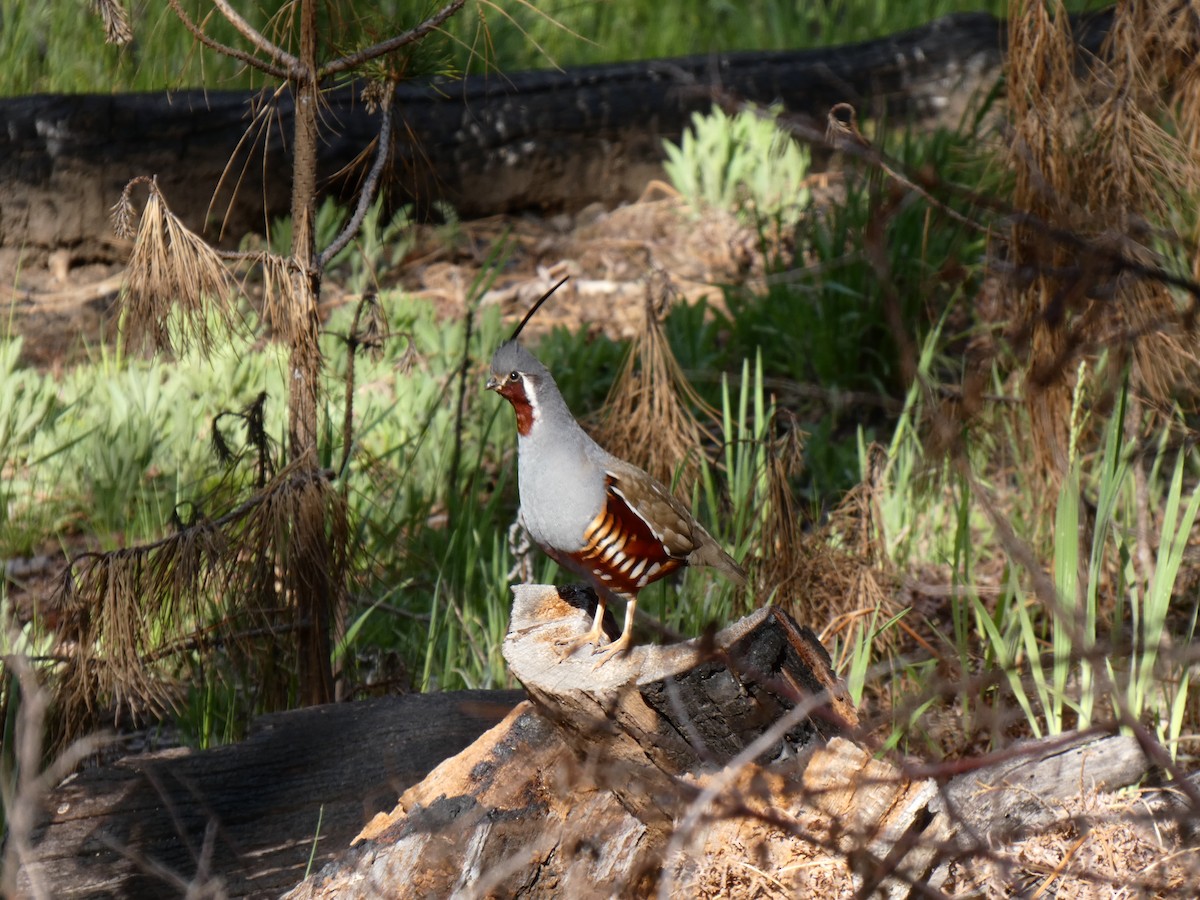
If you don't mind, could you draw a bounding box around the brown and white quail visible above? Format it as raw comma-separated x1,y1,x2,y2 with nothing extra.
487,339,746,665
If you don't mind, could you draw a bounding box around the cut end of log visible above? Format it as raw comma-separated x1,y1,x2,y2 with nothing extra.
504,583,708,688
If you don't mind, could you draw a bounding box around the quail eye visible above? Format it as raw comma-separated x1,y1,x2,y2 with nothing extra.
509,371,520,382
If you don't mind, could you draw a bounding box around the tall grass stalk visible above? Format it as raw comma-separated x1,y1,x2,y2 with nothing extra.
1130,450,1200,736
718,352,771,577
1079,378,1132,725
950,467,977,735
963,366,1200,747
971,566,1041,737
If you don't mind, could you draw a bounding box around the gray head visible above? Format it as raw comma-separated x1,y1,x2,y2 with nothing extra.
485,340,569,436
488,340,550,384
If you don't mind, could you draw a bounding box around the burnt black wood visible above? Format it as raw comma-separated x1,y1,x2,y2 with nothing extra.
0,10,1113,250
17,690,524,899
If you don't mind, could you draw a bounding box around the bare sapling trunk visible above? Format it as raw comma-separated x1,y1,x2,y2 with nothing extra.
49,0,470,734
288,0,335,705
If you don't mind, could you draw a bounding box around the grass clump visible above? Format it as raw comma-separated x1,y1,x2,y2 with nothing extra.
663,105,812,228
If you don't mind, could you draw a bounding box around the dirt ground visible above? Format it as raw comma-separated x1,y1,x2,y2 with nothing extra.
1,184,780,371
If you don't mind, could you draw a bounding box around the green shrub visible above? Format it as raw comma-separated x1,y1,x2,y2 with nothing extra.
663,105,811,226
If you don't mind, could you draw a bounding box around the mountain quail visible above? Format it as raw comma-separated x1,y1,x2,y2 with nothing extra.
487,339,746,665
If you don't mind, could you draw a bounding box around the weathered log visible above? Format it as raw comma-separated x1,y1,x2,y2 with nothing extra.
288,587,1162,898
934,730,1153,841
289,587,873,897
502,584,859,828
0,11,1114,252
16,586,1165,898
14,689,524,899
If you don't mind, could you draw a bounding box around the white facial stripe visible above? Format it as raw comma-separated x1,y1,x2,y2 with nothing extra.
523,377,540,422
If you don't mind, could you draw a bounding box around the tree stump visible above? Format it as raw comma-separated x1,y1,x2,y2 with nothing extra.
501,584,860,828
290,587,877,897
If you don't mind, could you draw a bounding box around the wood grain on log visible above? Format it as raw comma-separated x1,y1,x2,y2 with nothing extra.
291,588,874,897
933,731,1152,842
290,699,656,899
15,689,523,899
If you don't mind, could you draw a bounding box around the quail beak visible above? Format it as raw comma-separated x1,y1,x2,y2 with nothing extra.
485,374,501,392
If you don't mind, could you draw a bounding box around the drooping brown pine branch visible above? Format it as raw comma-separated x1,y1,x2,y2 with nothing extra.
53,461,348,743
89,0,473,715
114,177,240,355
593,270,718,494
1005,0,1200,475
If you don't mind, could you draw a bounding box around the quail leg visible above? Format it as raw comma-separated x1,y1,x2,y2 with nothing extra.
556,595,608,656
591,596,636,669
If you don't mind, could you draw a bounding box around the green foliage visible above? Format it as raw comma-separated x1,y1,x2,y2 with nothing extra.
0,339,62,549
871,357,1200,756
700,124,986,499
0,326,286,551
533,326,627,415
0,340,57,463
0,1,1028,95
663,105,811,226
0,0,452,94
260,196,422,294
339,294,521,692
1129,447,1200,756
441,0,1023,74
177,672,245,750
643,353,772,633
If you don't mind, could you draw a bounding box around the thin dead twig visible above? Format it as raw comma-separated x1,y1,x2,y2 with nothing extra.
320,1,468,78
164,0,291,79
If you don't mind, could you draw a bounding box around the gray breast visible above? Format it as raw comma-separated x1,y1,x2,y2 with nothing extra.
517,434,606,552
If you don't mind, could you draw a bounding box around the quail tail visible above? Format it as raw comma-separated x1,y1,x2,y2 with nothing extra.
688,538,747,589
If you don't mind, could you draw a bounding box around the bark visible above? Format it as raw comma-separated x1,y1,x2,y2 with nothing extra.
287,0,335,706
501,586,859,826
931,730,1157,842
13,690,524,899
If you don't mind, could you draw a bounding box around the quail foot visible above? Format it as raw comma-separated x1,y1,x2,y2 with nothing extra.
487,339,746,666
